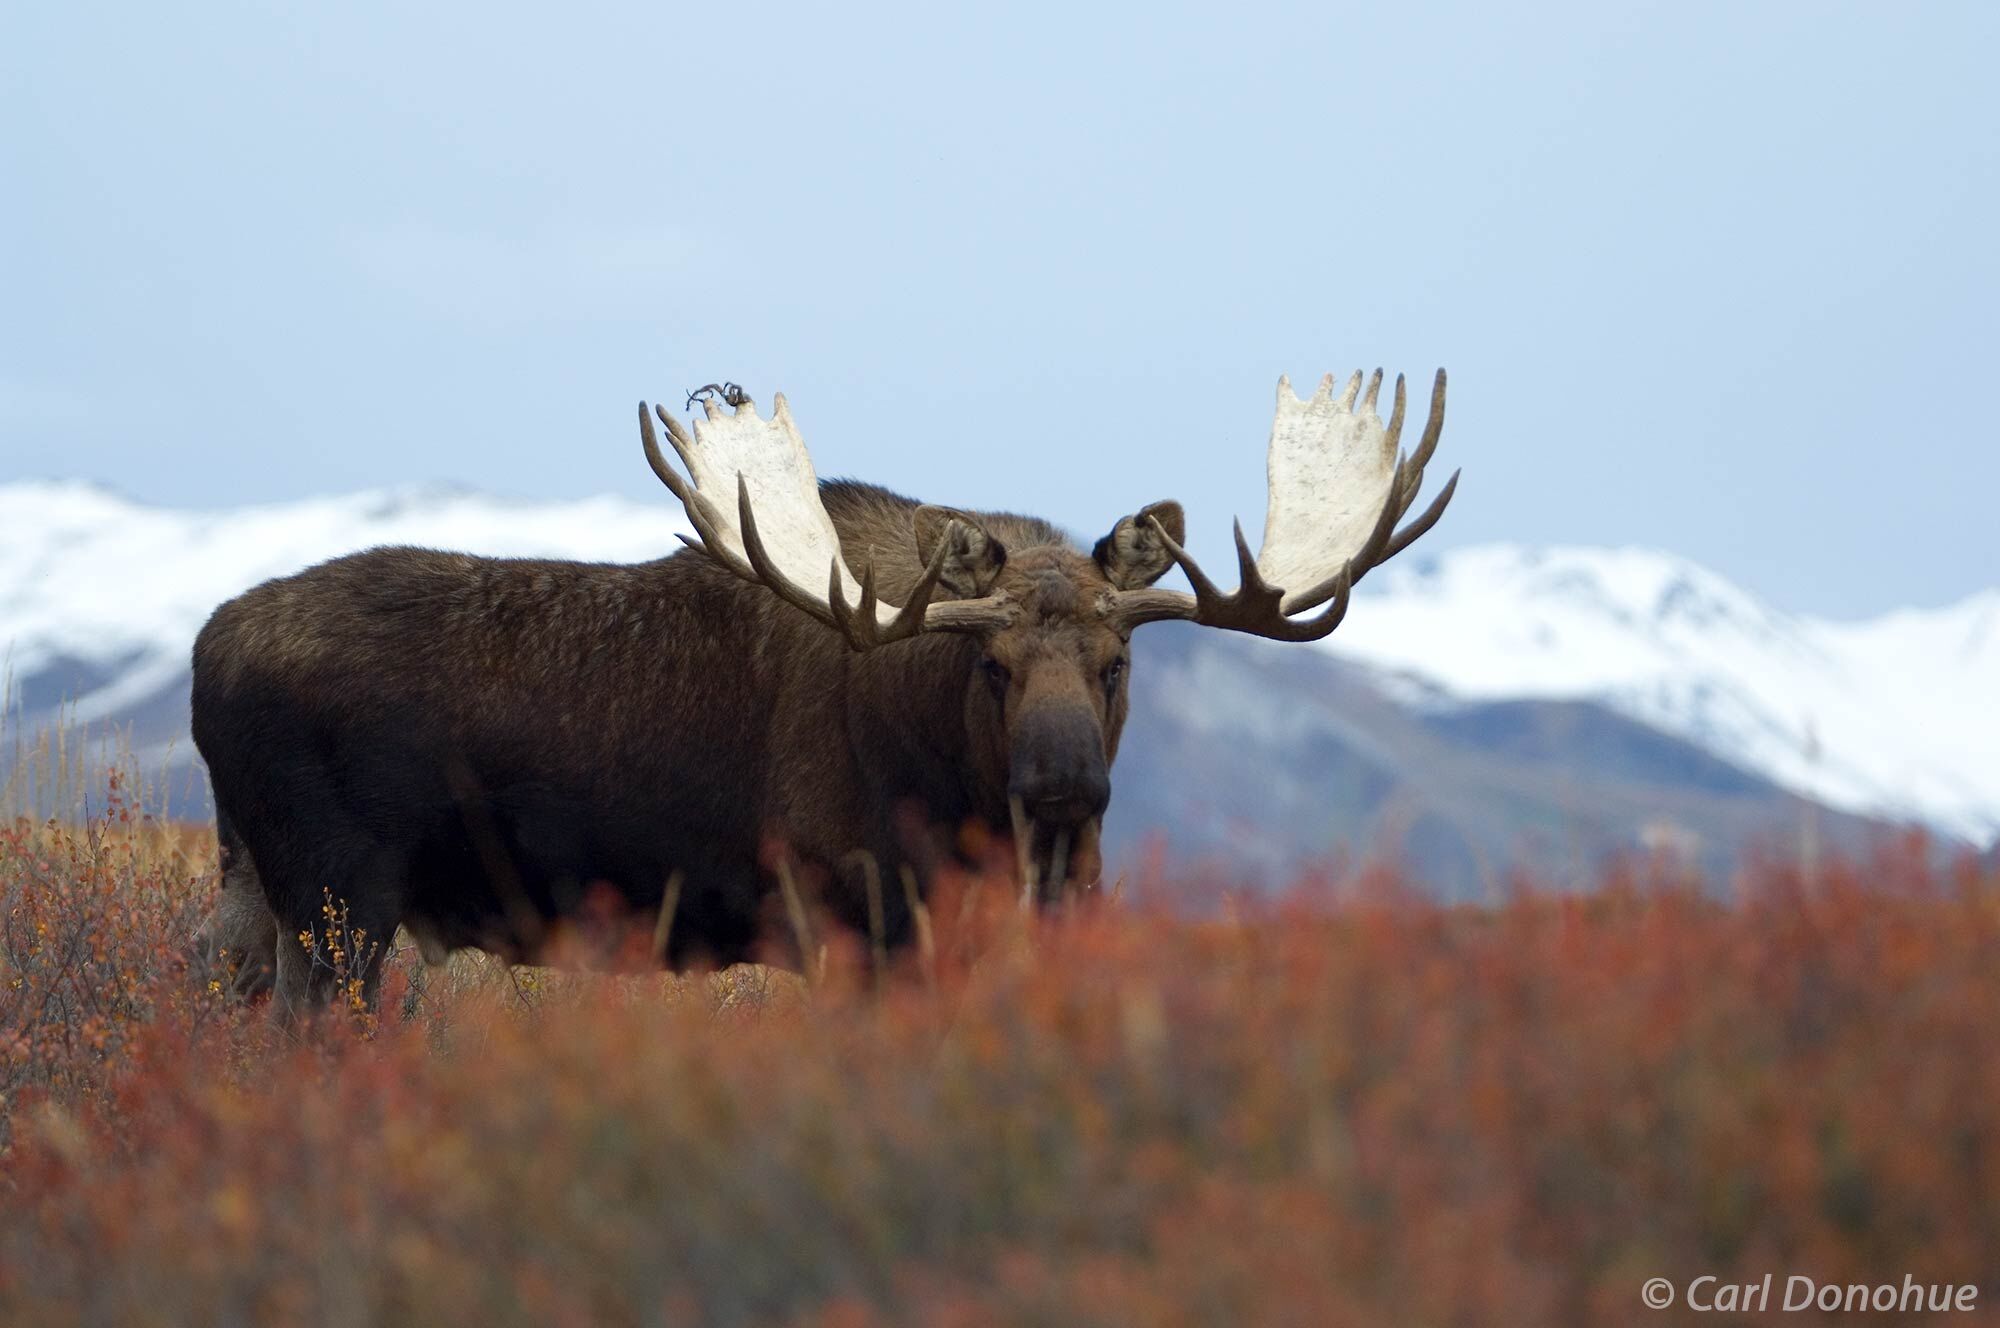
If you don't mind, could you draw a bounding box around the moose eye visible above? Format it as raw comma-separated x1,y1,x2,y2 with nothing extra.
1102,658,1127,693
981,658,1011,699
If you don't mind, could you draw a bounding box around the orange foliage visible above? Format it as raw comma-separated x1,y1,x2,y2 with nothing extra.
4,794,1999,1326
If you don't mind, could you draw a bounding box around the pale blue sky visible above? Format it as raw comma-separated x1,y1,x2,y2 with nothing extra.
4,2,1994,616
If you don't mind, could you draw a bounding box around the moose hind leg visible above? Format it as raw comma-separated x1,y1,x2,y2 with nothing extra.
204,824,279,999
265,838,409,1027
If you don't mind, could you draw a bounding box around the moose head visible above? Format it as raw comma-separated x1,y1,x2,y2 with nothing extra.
639,369,1455,897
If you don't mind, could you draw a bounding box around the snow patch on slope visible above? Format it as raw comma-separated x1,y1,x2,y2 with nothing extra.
1324,546,2000,844
1,482,1993,844
0,480,690,723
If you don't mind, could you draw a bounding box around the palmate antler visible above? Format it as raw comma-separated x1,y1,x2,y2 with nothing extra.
638,392,1014,650
1101,369,1456,640
642,368,1454,649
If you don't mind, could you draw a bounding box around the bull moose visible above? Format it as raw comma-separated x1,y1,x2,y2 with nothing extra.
193,369,1455,1019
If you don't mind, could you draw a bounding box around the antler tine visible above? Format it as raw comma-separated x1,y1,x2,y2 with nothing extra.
1231,518,1275,600
1346,454,1410,588
1283,555,1357,618
1382,468,1461,563
1144,513,1228,603
647,400,718,522
1109,514,1356,641
1276,561,1355,642
854,562,882,645
1407,369,1447,481
1394,369,1447,519
638,402,692,506
826,556,859,646
652,402,701,470
891,534,953,638
641,403,745,573
1384,374,1407,453
816,521,984,652
736,474,842,629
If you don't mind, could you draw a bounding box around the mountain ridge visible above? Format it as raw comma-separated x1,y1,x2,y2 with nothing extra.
2,482,1990,879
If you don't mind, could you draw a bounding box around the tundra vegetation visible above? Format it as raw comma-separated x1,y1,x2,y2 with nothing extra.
9,375,1999,1323
4,747,1999,1326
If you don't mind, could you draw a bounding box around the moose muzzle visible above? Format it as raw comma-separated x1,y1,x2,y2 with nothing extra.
1008,703,1111,827
1007,703,1110,900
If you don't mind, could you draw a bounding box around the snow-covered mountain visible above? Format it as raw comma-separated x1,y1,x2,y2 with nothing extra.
1324,548,1999,845
1,479,690,735
2,479,1993,852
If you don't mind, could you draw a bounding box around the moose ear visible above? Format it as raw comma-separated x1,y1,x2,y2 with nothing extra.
914,505,1008,598
1093,500,1185,590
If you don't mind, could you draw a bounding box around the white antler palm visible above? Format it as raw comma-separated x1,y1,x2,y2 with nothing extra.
1104,368,1456,640
639,392,1013,649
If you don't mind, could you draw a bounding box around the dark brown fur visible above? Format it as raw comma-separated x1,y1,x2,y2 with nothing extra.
192,480,1178,1018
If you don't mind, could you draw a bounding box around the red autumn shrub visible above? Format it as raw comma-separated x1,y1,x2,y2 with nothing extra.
3,794,1998,1326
